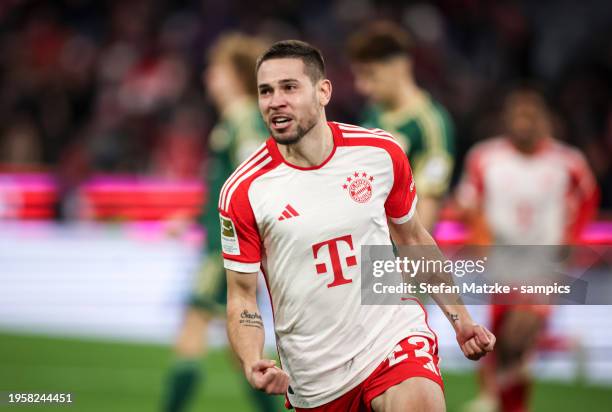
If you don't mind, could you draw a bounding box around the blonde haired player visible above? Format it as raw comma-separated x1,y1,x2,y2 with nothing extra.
162,33,280,412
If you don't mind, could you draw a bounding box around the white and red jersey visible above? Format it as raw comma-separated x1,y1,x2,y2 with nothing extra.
456,136,598,244
219,122,436,408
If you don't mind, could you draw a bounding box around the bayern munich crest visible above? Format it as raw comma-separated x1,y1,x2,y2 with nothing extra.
343,171,374,203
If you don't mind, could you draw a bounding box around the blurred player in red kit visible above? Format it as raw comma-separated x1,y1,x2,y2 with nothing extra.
457,89,599,412
220,40,496,412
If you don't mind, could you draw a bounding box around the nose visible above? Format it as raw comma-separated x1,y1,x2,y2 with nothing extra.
268,89,287,109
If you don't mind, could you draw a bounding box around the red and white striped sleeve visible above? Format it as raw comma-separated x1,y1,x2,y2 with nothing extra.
218,187,261,273
218,144,273,273
385,143,418,224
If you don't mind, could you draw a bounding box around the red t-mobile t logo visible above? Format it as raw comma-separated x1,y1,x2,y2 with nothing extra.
312,235,357,288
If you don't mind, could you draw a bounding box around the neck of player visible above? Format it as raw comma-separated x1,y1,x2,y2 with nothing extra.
219,91,251,117
277,115,333,168
390,80,421,112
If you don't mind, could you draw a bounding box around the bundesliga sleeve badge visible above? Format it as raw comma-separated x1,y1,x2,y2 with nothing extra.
220,215,241,255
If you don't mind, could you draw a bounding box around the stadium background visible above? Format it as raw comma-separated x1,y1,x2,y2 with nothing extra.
0,0,611,411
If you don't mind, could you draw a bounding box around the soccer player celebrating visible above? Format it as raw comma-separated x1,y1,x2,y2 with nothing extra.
457,89,599,412
220,40,494,411
348,22,455,231
162,33,279,412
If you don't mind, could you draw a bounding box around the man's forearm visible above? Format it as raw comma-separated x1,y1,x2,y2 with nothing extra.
402,243,474,330
393,219,474,330
391,215,495,359
431,301,474,332
227,295,265,375
416,195,441,232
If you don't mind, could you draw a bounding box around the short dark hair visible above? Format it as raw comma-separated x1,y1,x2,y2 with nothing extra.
348,21,413,62
256,40,325,83
503,87,550,117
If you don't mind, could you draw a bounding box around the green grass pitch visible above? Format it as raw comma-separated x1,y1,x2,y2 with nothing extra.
0,332,610,411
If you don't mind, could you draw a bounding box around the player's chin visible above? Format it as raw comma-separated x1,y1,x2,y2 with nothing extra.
272,129,301,145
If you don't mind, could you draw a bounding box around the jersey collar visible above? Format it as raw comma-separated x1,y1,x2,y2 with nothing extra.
266,122,342,171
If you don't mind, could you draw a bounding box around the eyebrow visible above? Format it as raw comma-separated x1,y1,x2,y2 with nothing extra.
258,78,300,89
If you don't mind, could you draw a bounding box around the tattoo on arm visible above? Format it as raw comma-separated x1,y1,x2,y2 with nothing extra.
239,310,264,329
448,312,459,323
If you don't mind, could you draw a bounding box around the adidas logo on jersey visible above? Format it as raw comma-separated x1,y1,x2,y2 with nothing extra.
278,204,300,221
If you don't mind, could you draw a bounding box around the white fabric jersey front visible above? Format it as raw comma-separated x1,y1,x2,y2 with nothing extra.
219,122,436,408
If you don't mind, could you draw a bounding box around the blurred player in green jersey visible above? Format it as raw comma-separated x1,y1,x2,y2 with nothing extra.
348,21,455,231
162,33,278,412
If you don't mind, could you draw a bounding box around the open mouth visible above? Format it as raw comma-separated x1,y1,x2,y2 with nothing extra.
270,115,293,130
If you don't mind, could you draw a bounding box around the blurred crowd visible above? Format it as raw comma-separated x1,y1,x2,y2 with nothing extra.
0,0,610,209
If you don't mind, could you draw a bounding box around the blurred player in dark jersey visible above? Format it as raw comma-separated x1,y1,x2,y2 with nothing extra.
348,21,455,231
457,88,599,412
162,33,278,412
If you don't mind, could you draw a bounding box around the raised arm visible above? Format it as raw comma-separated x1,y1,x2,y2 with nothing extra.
226,269,289,394
388,213,496,361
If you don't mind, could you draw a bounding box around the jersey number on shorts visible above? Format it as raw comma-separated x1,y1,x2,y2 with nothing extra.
387,336,439,376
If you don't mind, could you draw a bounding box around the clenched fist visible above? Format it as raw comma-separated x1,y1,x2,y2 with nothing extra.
246,359,290,394
456,323,496,361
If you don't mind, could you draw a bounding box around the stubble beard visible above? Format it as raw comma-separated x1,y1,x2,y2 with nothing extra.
270,105,319,146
